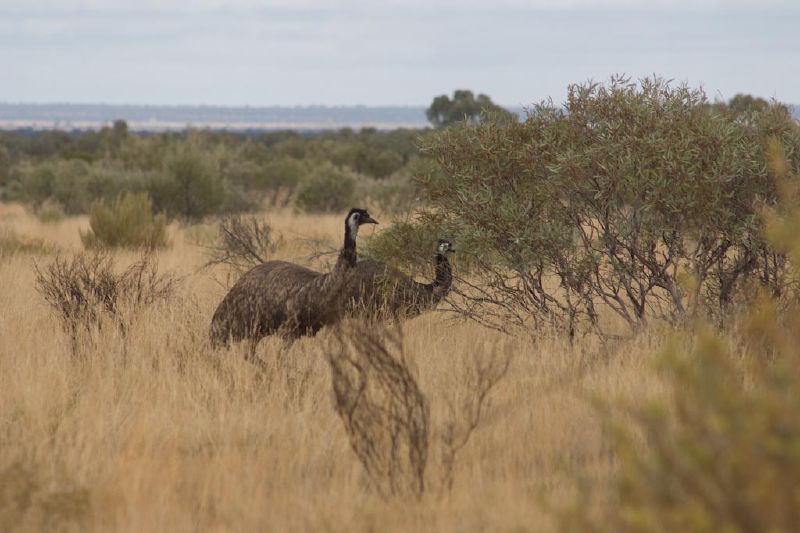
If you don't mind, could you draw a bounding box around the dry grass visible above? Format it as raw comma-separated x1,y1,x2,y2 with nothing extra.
0,205,669,532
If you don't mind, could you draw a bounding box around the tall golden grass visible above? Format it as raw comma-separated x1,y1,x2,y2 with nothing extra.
0,205,670,532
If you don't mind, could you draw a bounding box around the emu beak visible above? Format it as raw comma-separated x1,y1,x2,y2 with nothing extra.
363,215,379,225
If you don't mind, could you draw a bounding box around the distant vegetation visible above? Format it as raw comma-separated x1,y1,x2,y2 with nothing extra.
425,90,515,127
0,125,427,221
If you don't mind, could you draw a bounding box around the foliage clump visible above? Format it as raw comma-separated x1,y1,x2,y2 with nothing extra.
377,76,800,336
81,192,168,250
295,163,358,213
560,145,800,533
0,227,56,257
426,90,515,127
34,198,66,223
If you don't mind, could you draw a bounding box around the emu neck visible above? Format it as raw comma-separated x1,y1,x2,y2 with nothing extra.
287,220,358,330
336,223,358,271
431,253,452,300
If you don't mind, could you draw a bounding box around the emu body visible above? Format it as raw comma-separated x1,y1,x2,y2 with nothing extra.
209,208,377,348
343,240,454,319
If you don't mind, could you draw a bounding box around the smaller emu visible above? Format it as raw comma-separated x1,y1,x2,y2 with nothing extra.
344,239,455,319
209,208,378,353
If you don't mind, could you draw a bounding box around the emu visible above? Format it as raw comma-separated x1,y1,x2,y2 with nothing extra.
209,208,378,353
343,239,455,319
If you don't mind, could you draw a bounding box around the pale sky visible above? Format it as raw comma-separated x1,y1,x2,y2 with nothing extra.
1,0,798,106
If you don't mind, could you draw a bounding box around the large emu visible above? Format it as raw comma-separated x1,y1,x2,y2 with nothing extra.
209,208,378,351
343,239,455,319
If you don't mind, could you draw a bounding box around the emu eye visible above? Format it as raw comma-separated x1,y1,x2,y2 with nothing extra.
354,213,360,220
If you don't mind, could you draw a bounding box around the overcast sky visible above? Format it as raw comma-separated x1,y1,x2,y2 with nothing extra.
1,0,797,106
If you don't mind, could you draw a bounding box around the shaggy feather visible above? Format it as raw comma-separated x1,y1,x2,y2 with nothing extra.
209,208,377,347
343,240,454,319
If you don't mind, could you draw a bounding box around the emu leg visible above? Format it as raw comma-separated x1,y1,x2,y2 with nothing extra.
243,338,268,370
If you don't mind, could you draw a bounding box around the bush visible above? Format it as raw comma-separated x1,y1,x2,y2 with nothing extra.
560,144,800,533
562,299,800,532
1,126,428,219
295,163,358,213
3,160,135,215
357,174,417,215
204,215,280,271
81,192,168,250
0,227,56,257
34,199,66,223
0,145,10,184
326,322,429,498
260,157,307,191
149,138,226,220
7,160,91,213
34,251,178,357
326,321,512,498
388,76,800,337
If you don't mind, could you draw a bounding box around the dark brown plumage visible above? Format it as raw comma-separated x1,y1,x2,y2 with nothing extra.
209,208,378,349
343,239,455,319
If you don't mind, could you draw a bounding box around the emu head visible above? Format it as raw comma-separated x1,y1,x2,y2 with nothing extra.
437,239,456,255
345,208,378,237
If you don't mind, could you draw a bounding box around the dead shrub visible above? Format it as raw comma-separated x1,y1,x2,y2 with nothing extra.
325,321,512,498
34,251,178,357
326,321,429,498
204,214,280,272
438,343,512,492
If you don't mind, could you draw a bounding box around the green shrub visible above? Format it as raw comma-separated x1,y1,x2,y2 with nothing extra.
395,76,800,336
81,192,168,249
34,199,66,223
561,298,800,533
0,145,10,184
295,163,358,213
149,138,225,220
0,227,56,256
560,144,800,533
4,160,130,215
258,157,308,191
42,160,94,214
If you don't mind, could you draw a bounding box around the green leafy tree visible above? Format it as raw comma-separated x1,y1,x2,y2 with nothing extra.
727,93,770,115
376,76,800,336
426,90,514,127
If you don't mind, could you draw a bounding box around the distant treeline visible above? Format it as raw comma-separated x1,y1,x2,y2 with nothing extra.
0,124,430,219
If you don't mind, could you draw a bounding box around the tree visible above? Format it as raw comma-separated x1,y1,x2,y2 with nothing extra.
376,76,800,337
112,119,129,141
0,145,9,185
425,90,514,128
726,93,770,115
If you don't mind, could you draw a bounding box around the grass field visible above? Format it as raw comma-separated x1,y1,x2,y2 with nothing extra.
0,204,669,532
